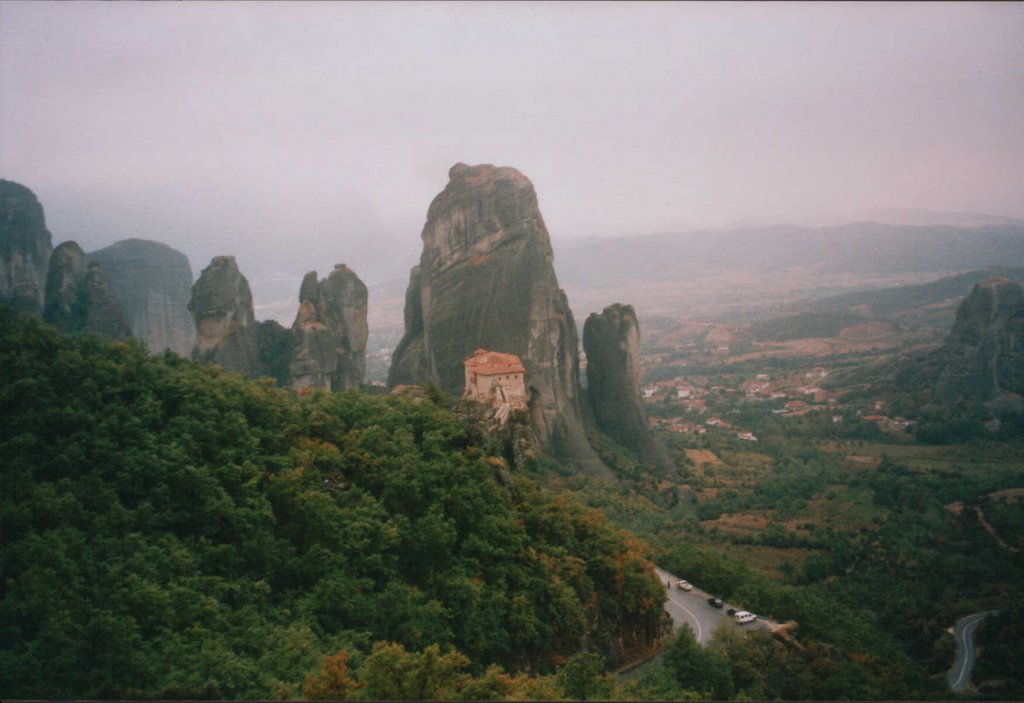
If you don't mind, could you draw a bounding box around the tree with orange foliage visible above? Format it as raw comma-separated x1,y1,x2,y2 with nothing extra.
302,650,359,700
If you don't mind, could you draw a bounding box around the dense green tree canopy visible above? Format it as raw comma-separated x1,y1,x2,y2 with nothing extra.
0,310,665,698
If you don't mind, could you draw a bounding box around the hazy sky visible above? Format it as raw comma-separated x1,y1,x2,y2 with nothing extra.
2,1,1023,296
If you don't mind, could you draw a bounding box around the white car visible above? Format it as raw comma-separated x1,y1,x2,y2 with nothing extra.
735,610,757,624
676,580,693,591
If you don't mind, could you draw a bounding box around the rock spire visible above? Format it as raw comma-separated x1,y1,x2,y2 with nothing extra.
189,256,261,377
584,304,676,474
0,179,52,315
934,278,1024,404
388,163,607,474
43,240,132,340
289,264,368,391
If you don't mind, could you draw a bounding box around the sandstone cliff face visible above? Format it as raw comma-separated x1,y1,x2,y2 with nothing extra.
388,163,606,475
189,256,261,377
584,304,676,475
933,278,1024,404
87,239,195,356
43,241,87,333
80,263,133,340
289,264,368,391
0,179,52,315
44,240,131,340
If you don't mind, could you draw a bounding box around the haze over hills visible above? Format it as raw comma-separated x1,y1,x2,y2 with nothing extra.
784,267,1024,324
552,222,1024,324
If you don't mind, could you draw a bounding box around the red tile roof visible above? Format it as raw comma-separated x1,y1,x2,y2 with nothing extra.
464,349,526,375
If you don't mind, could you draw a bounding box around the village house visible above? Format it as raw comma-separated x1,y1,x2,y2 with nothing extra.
668,421,705,435
741,379,771,397
463,349,528,423
886,417,914,433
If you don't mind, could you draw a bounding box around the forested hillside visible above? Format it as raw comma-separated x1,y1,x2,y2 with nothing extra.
0,309,664,698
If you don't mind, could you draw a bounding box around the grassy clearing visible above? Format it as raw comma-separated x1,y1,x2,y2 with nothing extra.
800,484,885,532
685,533,821,581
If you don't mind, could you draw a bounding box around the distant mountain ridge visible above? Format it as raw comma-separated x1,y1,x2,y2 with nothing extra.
792,267,1024,322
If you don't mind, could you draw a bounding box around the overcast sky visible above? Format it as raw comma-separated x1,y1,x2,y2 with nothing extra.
2,1,1023,296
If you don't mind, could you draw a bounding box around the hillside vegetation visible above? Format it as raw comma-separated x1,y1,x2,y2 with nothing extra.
0,310,664,698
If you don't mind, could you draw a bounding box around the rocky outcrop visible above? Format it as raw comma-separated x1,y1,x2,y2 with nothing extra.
879,278,1024,418
87,239,195,356
289,264,368,391
80,263,133,340
0,179,52,315
933,278,1024,405
189,256,261,377
388,163,607,475
43,240,131,340
43,241,87,333
584,304,676,475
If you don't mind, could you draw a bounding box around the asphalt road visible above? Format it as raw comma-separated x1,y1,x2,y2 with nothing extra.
947,610,997,693
654,565,771,645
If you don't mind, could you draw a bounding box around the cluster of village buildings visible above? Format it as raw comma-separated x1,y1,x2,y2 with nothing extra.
641,366,915,440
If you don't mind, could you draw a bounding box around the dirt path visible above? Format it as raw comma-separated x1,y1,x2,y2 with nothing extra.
974,506,1020,552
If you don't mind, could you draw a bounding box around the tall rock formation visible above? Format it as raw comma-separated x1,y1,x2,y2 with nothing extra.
878,277,1024,419
0,179,52,315
289,265,368,392
43,240,131,340
584,304,676,475
87,239,195,356
80,263,134,340
933,278,1024,404
43,241,88,333
388,163,606,475
189,256,261,377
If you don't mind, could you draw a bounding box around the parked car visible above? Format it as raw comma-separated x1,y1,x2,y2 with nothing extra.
676,580,693,591
707,597,724,608
735,610,757,624
726,607,737,616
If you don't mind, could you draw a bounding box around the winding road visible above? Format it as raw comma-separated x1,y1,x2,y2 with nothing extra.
654,566,771,645
947,610,997,693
